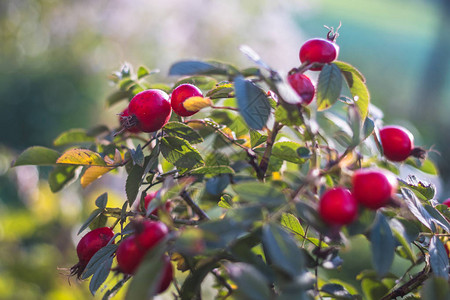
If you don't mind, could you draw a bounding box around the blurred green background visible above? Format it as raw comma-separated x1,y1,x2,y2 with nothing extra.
0,0,449,299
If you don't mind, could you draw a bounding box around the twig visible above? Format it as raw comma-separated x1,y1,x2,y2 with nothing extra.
180,190,210,221
210,105,239,111
211,269,233,298
315,235,324,300
258,121,283,180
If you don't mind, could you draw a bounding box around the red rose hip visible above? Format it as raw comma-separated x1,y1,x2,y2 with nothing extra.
170,83,203,117
71,227,114,278
299,38,339,71
157,255,174,294
379,126,414,162
352,169,398,209
143,191,172,216
124,89,172,132
319,187,358,226
442,199,450,207
287,73,315,105
116,220,169,274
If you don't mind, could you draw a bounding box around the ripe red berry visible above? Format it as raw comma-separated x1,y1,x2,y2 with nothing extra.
143,191,172,216
71,227,114,278
442,199,450,207
170,83,203,117
116,221,168,275
119,108,140,133
319,187,358,226
287,73,315,105
299,38,339,71
352,169,398,209
124,89,172,132
379,126,414,162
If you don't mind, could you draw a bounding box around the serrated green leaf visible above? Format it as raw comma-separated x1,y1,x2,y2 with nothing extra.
370,212,395,277
233,181,286,207
281,213,305,237
89,256,113,295
317,64,342,111
95,193,108,209
274,105,303,126
429,236,450,279
130,144,144,167
12,146,60,166
262,224,305,277
137,66,150,79
89,213,107,230
424,204,450,233
164,122,203,144
78,209,103,235
206,82,234,99
82,244,118,279
226,262,272,300
235,76,271,130
272,141,306,164
401,188,434,231
126,163,145,207
250,130,267,148
174,76,217,90
191,166,234,176
160,136,204,169
53,129,95,147
169,60,228,76
399,177,436,201
218,194,233,209
48,165,77,193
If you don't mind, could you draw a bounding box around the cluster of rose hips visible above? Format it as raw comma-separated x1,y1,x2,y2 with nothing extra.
318,125,418,226
71,193,173,295
119,83,203,134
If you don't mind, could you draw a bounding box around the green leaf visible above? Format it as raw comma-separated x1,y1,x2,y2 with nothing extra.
233,181,286,207
317,64,342,111
421,276,450,300
48,165,77,193
250,130,267,148
348,105,362,146
228,116,249,137
272,141,306,164
389,218,416,263
56,149,106,166
53,129,95,147
179,258,219,300
169,60,228,76
274,105,303,126
78,208,103,235
174,76,218,91
225,262,272,300
160,136,204,169
125,241,168,300
401,188,434,231
262,224,305,277
406,158,439,176
281,213,305,237
429,236,450,279
218,194,233,209
424,205,450,232
334,61,370,120
361,278,390,300
235,76,271,130
12,146,60,166
206,174,231,195
126,163,145,207
362,117,375,141
130,144,144,167
206,82,234,99
370,212,395,277
106,90,130,107
399,176,436,201
137,66,150,79
89,213,108,230
164,122,203,144
95,193,108,210
82,244,118,279
89,256,113,295
190,166,234,176
321,283,354,300
295,202,328,234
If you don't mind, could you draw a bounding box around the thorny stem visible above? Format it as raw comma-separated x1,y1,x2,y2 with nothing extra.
180,190,210,221
210,105,239,111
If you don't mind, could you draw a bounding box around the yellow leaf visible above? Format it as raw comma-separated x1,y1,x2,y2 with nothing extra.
80,166,113,188
56,149,106,166
182,96,212,112
171,252,189,272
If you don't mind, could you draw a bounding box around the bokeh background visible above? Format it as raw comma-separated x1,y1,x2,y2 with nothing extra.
0,0,449,299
